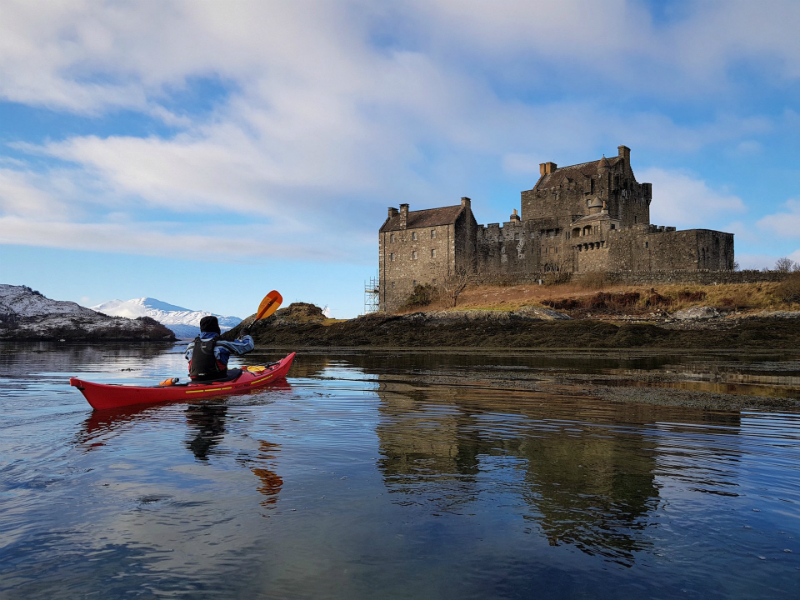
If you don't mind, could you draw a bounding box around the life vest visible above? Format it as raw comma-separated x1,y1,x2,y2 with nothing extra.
189,336,227,381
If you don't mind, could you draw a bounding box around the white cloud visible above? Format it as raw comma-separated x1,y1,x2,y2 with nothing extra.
756,199,800,238
640,167,746,228
0,168,68,218
0,0,794,266
0,216,356,262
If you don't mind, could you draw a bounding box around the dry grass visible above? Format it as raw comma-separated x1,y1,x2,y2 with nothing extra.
397,280,799,315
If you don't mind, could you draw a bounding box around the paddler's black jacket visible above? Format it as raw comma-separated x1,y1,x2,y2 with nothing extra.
185,332,254,381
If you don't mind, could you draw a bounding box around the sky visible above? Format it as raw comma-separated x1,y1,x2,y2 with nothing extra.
1,0,800,319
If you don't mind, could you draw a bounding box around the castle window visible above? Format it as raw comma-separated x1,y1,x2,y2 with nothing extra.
610,224,615,230
514,233,520,240
431,249,436,258
412,232,417,241
390,234,395,243
412,251,417,259
555,247,558,254
413,280,417,286
645,242,649,249
391,282,395,288
431,230,436,239
390,253,395,262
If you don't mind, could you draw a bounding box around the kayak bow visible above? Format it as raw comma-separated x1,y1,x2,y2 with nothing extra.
70,352,295,410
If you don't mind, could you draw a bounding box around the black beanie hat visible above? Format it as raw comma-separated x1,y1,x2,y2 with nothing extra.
199,315,221,334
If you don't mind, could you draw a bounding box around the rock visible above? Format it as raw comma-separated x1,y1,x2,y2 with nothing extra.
0,284,175,341
672,306,720,321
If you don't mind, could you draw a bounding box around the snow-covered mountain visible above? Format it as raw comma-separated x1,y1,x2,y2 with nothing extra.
92,297,242,339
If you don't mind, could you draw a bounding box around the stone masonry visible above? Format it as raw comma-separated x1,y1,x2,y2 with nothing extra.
379,146,734,312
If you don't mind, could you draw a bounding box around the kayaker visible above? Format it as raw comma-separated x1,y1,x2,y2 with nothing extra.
185,316,254,381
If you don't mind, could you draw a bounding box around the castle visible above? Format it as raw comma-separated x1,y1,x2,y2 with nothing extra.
378,146,734,312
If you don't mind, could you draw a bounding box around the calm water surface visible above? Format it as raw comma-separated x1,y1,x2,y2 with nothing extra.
1,343,799,599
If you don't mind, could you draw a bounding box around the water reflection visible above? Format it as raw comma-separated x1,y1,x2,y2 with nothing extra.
374,383,748,566
250,441,283,507
518,427,658,565
185,404,229,460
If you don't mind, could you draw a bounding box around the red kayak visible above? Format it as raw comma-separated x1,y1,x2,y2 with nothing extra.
70,352,296,410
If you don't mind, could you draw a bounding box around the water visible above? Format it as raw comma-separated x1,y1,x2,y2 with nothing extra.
1,343,799,599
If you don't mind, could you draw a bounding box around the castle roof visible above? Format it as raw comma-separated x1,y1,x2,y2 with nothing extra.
380,205,464,232
535,156,622,190
571,212,617,225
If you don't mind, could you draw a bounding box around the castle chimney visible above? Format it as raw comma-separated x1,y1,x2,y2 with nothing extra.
618,145,630,165
510,208,520,222
399,203,409,228
388,207,399,219
539,162,557,176
461,196,471,210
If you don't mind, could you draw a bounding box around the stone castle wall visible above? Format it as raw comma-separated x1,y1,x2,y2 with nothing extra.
380,221,458,313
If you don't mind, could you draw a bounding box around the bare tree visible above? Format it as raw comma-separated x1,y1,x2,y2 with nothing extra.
775,257,795,273
442,268,469,308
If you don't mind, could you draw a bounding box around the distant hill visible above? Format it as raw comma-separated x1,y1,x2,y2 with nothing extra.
92,297,241,339
0,285,174,341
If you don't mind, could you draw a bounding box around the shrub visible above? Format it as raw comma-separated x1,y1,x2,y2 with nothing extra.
775,257,796,273
677,290,707,302
543,271,571,286
579,271,608,290
402,284,438,309
775,272,800,303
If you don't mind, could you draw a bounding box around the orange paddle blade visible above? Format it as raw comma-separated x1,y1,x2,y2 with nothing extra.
255,290,282,321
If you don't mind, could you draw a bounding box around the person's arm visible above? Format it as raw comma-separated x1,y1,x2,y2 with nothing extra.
217,335,254,356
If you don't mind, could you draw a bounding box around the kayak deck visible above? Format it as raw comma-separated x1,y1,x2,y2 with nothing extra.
70,352,295,410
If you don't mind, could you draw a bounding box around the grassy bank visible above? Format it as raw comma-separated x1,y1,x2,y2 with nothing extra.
399,277,800,317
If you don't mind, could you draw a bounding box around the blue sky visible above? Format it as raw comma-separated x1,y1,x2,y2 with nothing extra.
1,0,799,318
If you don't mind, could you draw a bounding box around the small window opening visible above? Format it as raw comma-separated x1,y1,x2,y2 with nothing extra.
431,249,436,258
412,251,417,259
390,253,395,261
411,232,417,241
431,230,436,239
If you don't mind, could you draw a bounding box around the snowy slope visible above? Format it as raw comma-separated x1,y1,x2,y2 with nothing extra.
92,297,242,339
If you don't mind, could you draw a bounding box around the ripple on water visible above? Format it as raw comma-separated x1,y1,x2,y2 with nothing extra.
1,345,800,599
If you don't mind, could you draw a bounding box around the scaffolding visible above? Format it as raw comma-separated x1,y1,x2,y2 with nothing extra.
364,275,380,314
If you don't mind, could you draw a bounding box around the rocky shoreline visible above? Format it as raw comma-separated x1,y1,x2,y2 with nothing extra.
225,302,800,350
